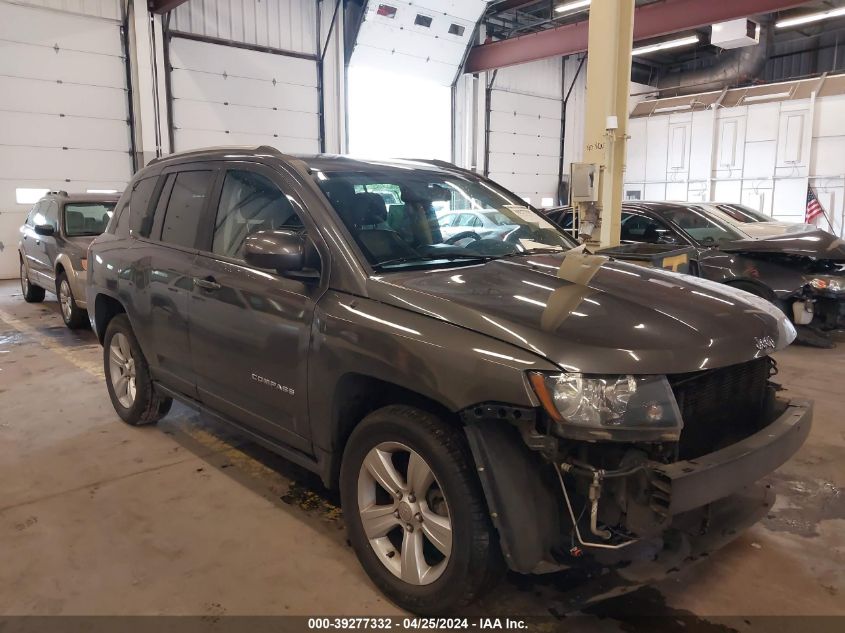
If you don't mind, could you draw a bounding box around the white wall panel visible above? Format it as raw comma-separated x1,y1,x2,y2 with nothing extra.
772,178,808,218
625,118,647,183
644,117,669,183
171,0,317,55
743,141,777,179
626,87,845,235
0,1,131,278
713,179,742,202
813,95,845,137
745,103,779,142
8,0,122,20
350,0,486,86
688,111,713,182
168,36,319,154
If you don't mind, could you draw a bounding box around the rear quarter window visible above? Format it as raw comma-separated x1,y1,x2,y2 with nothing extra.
128,177,160,238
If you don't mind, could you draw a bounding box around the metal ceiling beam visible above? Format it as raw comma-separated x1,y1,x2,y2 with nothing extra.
148,0,190,14
465,0,811,73
489,0,546,12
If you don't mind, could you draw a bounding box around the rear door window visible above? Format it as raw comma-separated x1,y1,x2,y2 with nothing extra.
160,171,215,249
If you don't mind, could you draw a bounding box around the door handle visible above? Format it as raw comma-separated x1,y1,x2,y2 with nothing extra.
194,277,221,291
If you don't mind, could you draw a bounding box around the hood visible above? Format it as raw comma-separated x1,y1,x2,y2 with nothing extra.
734,222,815,239
719,230,845,260
367,250,796,375
66,236,97,249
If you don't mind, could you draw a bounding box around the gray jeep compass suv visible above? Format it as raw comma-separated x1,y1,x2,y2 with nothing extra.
87,147,811,614
19,191,118,328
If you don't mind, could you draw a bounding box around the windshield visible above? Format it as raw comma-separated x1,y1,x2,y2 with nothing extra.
315,168,576,270
64,203,116,237
666,206,744,245
714,203,772,223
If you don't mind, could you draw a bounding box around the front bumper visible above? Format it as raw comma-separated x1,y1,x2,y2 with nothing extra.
647,399,812,516
465,398,812,575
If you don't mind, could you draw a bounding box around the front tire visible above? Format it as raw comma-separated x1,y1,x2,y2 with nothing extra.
20,259,45,303
56,271,88,329
340,405,503,614
103,314,172,426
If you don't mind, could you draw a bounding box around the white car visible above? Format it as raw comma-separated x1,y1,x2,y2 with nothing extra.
437,210,520,240
700,203,814,238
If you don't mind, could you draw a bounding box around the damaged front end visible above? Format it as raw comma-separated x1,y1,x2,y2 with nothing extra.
462,357,812,583
717,238,845,331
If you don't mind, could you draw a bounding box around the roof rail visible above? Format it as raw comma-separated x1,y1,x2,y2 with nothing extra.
147,145,287,166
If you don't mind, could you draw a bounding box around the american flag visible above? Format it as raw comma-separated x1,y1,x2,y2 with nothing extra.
806,187,824,224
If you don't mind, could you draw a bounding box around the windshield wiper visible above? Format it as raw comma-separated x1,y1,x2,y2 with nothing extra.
497,247,567,259
373,254,493,270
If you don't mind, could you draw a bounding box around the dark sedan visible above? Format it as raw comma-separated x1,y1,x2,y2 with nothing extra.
619,202,845,344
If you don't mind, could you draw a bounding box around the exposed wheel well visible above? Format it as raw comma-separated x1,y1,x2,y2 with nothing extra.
55,262,65,276
724,278,776,302
93,294,126,344
328,373,458,486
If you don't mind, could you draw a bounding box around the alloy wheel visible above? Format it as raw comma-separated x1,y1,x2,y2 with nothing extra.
59,279,73,321
109,333,137,408
357,442,452,585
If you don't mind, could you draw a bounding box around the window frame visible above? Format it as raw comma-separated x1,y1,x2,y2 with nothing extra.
44,200,60,231
148,163,221,253
197,160,328,276
125,175,163,239
620,210,687,246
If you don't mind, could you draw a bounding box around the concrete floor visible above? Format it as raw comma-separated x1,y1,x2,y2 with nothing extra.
1,279,843,626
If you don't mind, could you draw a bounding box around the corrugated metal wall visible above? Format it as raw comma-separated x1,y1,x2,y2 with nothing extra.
170,0,317,54
486,58,563,207
764,29,845,83
5,0,122,21
0,0,131,278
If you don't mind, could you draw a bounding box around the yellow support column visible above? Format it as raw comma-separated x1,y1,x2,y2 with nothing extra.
579,0,635,247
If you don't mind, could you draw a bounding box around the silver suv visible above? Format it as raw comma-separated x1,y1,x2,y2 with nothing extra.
18,191,118,328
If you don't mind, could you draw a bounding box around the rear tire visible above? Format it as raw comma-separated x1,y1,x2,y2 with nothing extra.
103,314,172,426
57,271,88,329
340,405,503,614
20,260,45,303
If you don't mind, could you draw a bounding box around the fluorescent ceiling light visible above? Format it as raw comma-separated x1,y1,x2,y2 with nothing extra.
15,188,49,204
743,91,792,103
776,7,845,29
555,0,591,14
653,104,692,113
87,189,119,194
633,35,700,56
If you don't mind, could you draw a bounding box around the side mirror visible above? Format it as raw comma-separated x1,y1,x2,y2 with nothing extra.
243,231,319,281
34,224,55,237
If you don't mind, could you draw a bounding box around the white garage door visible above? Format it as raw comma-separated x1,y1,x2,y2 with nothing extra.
487,88,562,208
0,2,132,279
168,36,320,154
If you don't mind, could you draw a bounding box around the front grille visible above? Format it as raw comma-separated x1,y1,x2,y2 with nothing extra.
669,357,772,459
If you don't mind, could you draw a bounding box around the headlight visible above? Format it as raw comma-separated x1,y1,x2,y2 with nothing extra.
528,372,683,441
808,277,843,293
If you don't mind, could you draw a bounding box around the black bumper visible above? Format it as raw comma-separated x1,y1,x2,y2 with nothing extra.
648,400,812,516
465,399,812,575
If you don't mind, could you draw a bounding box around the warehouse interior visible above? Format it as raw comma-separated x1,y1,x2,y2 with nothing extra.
1,0,844,627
